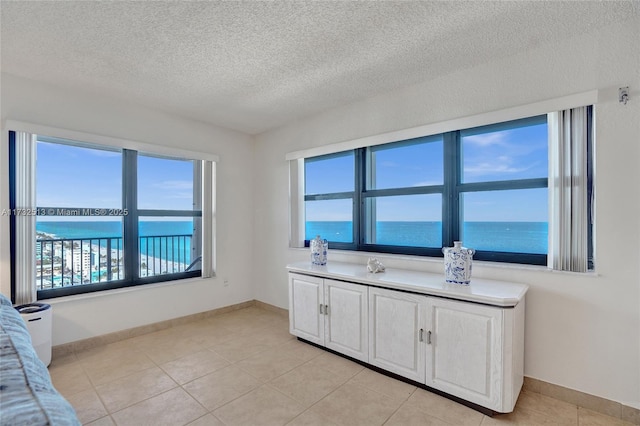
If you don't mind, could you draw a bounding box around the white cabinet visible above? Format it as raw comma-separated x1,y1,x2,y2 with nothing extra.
425,297,523,412
287,263,527,413
368,287,426,383
368,288,522,411
288,273,324,345
288,273,369,362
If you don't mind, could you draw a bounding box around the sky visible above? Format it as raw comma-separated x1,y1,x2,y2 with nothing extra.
305,121,548,222
36,140,196,222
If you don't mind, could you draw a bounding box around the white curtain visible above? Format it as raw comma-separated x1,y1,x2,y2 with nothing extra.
548,107,591,272
200,160,215,278
288,158,305,248
13,131,38,304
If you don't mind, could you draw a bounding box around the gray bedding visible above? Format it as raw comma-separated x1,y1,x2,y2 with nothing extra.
0,293,80,425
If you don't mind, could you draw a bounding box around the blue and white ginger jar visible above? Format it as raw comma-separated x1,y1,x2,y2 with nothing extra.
442,241,475,285
310,235,328,266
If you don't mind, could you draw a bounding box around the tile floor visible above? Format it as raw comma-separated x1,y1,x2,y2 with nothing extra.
49,306,632,426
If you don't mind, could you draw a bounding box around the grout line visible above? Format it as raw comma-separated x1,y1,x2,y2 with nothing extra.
57,306,629,425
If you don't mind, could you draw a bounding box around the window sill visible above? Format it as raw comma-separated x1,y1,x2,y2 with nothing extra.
39,275,215,305
289,246,599,277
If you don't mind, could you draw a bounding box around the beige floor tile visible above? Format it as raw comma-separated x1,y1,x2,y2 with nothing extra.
483,406,575,425
213,384,305,426
49,352,79,368
236,346,307,382
311,382,404,426
186,413,226,426
86,415,116,426
515,390,578,425
578,407,632,425
524,378,622,419
285,410,339,426
75,340,142,362
348,368,416,401
384,402,451,425
65,388,109,425
621,405,640,425
50,307,619,426
264,314,291,330
278,339,325,361
126,326,179,344
211,311,274,335
269,362,348,408
160,349,230,384
49,361,94,397
407,388,484,426
250,326,296,347
303,351,364,379
80,349,155,386
183,322,238,347
111,387,206,426
142,337,207,365
183,365,262,410
209,333,276,362
95,366,177,413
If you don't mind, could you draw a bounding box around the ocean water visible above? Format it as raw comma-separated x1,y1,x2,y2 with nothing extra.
306,221,547,254
36,220,195,238
36,220,196,264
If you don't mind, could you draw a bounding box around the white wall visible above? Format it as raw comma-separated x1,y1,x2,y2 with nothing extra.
0,73,255,345
253,18,640,408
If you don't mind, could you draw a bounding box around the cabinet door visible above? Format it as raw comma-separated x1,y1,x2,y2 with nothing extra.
369,287,426,383
324,279,368,362
426,297,503,410
288,273,324,345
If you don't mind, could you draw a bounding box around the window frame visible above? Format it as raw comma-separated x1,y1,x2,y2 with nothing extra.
9,131,211,300
303,114,556,266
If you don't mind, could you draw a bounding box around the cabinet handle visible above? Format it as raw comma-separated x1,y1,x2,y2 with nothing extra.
319,304,324,315
324,305,329,315
427,330,432,345
419,329,424,342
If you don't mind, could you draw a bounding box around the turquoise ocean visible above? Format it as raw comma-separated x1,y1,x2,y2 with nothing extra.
36,221,196,264
36,220,548,258
306,221,547,254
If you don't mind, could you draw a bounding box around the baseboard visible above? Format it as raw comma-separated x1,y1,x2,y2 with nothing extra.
253,300,288,317
51,300,255,358
50,301,639,424
523,377,639,424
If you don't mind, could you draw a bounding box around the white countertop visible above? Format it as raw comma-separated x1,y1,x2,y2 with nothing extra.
287,261,528,307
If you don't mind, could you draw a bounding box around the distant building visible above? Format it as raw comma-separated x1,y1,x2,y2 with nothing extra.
64,249,95,276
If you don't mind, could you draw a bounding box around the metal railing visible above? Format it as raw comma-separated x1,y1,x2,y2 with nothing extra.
36,234,194,290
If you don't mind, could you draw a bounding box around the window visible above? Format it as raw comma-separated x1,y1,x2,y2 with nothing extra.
9,132,215,300
305,152,355,245
300,111,594,268
363,136,444,252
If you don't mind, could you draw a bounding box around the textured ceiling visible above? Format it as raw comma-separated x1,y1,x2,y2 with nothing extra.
1,1,638,135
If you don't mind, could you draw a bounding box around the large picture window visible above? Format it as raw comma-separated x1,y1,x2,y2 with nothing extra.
9,132,214,300
299,111,594,269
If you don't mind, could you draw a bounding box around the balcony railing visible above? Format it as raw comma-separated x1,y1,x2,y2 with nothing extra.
36,234,195,290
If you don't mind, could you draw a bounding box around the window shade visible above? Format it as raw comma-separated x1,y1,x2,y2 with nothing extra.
11,131,38,304
548,106,592,272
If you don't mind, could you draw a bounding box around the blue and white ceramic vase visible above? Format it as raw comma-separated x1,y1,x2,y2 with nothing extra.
442,241,475,285
310,235,328,265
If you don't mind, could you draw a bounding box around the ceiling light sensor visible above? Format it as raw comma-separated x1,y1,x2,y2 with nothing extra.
619,86,629,105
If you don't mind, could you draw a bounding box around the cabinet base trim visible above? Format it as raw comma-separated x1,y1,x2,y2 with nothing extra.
296,337,497,417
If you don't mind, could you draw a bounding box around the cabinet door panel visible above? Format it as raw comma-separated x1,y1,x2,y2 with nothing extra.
369,287,426,382
289,273,324,344
427,298,503,410
325,279,368,362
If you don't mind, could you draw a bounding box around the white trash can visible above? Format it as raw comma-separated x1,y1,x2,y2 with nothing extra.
16,303,52,367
